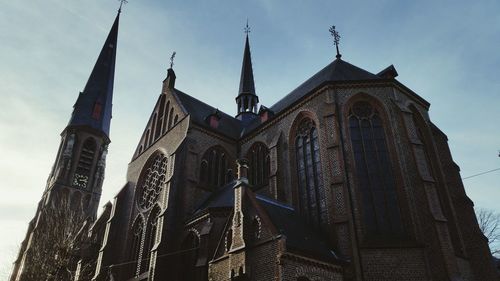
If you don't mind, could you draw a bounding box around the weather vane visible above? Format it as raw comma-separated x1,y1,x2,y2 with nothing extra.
244,19,251,35
118,0,128,13
170,51,176,69
329,25,342,59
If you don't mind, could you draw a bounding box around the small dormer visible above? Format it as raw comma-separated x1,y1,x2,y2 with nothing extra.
205,109,221,129
258,105,274,123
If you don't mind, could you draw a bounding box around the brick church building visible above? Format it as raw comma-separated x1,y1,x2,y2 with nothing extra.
10,9,499,281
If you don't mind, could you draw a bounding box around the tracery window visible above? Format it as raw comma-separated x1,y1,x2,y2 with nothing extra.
199,147,229,189
141,207,161,273
130,218,144,276
138,153,168,210
246,142,270,187
295,118,325,228
348,101,403,237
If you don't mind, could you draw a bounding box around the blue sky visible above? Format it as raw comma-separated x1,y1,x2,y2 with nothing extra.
0,0,499,276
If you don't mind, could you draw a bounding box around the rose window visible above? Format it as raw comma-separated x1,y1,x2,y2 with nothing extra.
138,154,168,209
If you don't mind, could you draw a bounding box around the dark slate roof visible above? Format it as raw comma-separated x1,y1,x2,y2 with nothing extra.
173,89,242,139
192,184,340,263
68,12,119,137
255,195,340,262
270,58,380,114
238,35,256,96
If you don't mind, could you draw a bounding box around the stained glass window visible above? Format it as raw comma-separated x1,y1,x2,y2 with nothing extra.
295,118,324,228
199,147,228,189
138,153,168,210
246,142,270,187
348,101,403,237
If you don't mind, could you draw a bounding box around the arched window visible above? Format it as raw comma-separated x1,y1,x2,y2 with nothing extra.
180,232,200,281
162,101,170,132
173,114,178,124
130,217,144,276
246,142,270,187
348,101,402,237
199,147,228,190
73,138,97,189
141,207,161,273
168,108,174,129
155,97,165,139
145,129,151,147
150,113,157,144
295,118,324,229
137,153,168,210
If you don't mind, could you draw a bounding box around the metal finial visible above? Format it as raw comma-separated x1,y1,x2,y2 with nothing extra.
329,25,341,59
170,51,176,69
244,19,251,35
118,0,128,13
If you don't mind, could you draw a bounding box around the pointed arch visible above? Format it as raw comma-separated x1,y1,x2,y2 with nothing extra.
141,205,161,274
346,98,403,237
130,216,144,277
155,96,166,139
291,114,325,229
199,146,230,190
245,142,270,188
168,107,174,129
163,100,171,133
137,152,168,210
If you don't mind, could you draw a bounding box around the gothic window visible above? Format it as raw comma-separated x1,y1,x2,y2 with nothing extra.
348,101,403,237
162,101,170,132
155,97,165,139
150,113,157,144
174,114,178,124
180,232,200,281
73,138,96,189
246,142,270,187
168,108,174,129
225,228,232,252
295,118,325,229
141,206,161,273
137,153,168,210
130,218,144,276
145,129,150,147
199,147,229,190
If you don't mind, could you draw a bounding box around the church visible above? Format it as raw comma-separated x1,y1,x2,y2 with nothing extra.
10,8,499,281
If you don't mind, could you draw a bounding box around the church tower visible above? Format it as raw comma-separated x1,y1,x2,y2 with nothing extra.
45,10,119,217
235,24,259,123
10,11,120,281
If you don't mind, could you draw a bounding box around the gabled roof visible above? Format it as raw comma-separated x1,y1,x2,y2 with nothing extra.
68,12,120,137
270,58,380,114
191,183,341,263
173,89,243,139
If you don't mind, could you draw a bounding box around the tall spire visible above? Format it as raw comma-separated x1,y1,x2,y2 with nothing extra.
236,21,259,122
68,12,120,137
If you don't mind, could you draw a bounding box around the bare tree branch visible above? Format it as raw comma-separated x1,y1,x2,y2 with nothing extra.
476,207,500,257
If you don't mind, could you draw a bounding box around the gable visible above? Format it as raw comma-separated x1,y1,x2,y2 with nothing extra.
132,91,186,159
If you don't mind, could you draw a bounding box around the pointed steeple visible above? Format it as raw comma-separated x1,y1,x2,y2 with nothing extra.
68,12,120,137
236,23,259,122
238,35,256,96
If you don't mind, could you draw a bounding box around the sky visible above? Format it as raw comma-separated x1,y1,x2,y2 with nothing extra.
0,0,499,277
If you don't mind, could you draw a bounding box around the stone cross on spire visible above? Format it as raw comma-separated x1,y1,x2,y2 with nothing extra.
118,0,128,13
329,25,342,59
170,51,176,69
244,19,251,35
